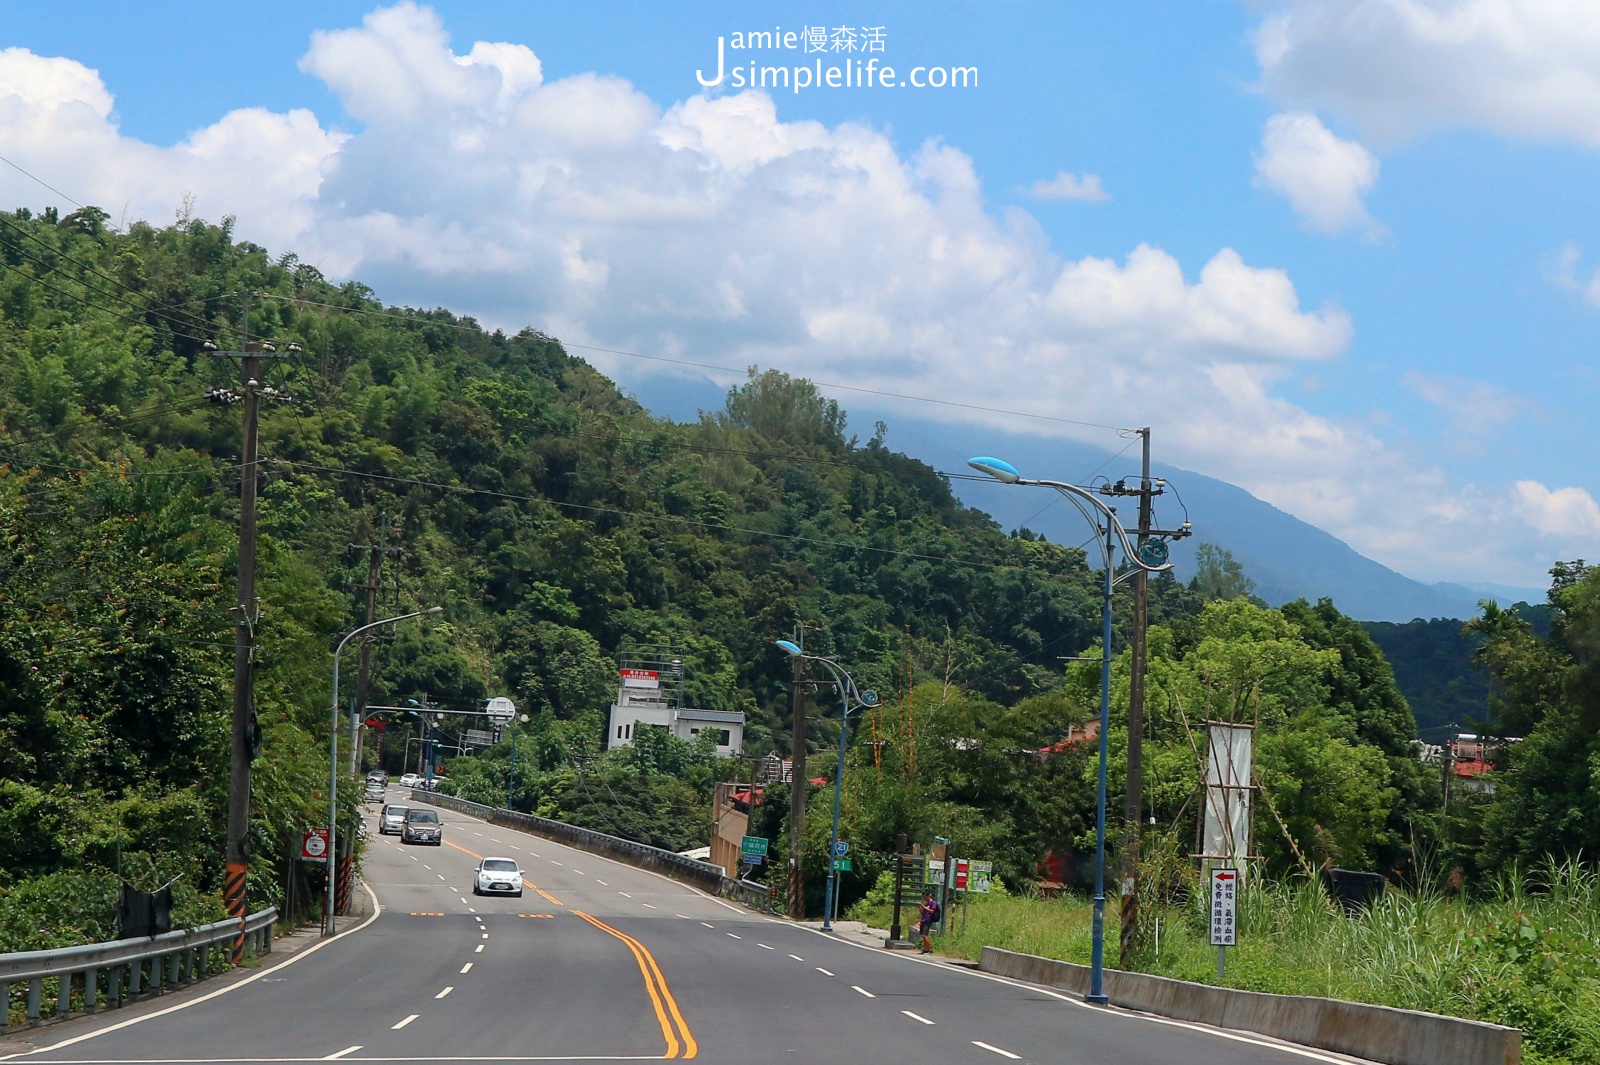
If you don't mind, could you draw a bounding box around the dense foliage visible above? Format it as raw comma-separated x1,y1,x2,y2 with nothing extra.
0,207,1456,933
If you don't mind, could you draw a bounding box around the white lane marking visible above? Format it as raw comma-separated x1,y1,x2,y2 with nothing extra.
324,1046,362,1059
474,832,482,836
467,908,476,913
436,874,445,881
475,944,484,953
529,851,540,857
474,916,483,922
551,861,563,866
596,879,607,886
422,864,431,870
450,887,459,893
788,954,804,961
799,923,1363,1065
676,914,690,920
726,933,742,939
902,1010,934,1025
460,963,473,974
619,892,632,898
410,855,419,861
2,881,385,1060
642,904,656,909
758,944,774,950
701,922,714,928
816,967,834,976
852,985,875,998
391,1015,418,1030
573,869,584,875
435,986,453,999
481,933,489,939
973,1041,1021,1059
510,845,520,850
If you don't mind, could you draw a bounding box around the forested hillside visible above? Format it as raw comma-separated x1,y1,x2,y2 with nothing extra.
5,207,1574,940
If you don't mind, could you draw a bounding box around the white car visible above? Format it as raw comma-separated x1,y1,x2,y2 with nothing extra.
473,857,523,897
400,773,421,789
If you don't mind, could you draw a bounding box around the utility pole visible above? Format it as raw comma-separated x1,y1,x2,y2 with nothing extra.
1103,430,1189,967
787,625,808,920
347,516,400,775
223,292,258,964
210,294,300,958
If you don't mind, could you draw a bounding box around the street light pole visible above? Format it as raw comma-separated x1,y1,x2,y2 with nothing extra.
967,456,1174,1004
325,607,441,935
508,712,529,810
775,640,878,933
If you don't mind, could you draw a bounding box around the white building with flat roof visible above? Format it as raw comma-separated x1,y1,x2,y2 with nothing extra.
604,643,744,757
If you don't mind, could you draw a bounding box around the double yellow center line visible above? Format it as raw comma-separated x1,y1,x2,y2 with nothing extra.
442,837,697,1058
573,910,697,1059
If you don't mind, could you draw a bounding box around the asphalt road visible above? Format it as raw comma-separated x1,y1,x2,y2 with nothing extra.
2,792,1375,1065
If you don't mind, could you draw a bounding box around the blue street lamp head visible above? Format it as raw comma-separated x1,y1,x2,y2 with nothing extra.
775,639,803,657
968,456,1021,484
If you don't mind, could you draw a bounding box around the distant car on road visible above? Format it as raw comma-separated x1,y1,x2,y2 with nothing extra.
473,857,523,897
378,804,409,835
400,773,421,789
402,808,443,846
363,784,386,804
366,770,389,787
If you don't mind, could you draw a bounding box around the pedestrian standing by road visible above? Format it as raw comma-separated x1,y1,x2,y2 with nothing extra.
917,890,941,953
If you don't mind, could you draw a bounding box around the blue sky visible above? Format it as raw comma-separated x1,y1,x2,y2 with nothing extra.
2,1,1597,587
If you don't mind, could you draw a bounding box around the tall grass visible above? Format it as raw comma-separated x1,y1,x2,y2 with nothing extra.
849,862,1600,1064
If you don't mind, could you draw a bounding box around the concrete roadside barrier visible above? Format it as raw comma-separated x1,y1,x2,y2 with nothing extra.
979,946,1520,1065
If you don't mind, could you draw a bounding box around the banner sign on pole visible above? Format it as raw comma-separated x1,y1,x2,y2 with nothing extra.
953,858,970,891
926,859,946,887
1209,868,1238,946
970,861,993,893
740,835,769,857
301,828,330,863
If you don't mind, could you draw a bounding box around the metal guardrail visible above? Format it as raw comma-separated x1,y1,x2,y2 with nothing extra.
1,907,277,1030
412,792,779,913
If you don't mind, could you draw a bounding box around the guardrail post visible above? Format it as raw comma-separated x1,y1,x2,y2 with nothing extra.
56,972,72,1021
27,978,41,1026
107,965,121,1009
84,969,97,1013
166,951,179,990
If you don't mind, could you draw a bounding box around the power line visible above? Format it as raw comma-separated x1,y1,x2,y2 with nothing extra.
252,292,1135,434
0,218,212,338
0,153,91,216
269,457,1041,575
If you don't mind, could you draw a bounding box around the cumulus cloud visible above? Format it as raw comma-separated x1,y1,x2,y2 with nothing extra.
1254,112,1382,235
1547,242,1600,307
1514,481,1600,538
1254,0,1600,146
1027,171,1109,201
1405,372,1528,452
0,3,1574,585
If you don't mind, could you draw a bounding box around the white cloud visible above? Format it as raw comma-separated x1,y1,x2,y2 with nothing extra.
1405,371,1527,431
1514,481,1600,537
1547,242,1600,307
1028,171,1109,201
1254,112,1382,235
1254,1,1600,146
0,3,1580,587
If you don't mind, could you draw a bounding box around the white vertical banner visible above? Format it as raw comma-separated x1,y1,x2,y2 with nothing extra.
1202,724,1254,882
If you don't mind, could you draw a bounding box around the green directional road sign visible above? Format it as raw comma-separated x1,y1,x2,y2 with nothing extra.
740,835,769,858
831,858,851,871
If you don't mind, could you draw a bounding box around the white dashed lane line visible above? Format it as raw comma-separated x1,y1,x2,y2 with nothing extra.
551,861,563,866
643,904,656,909
436,987,453,999
460,963,473,974
391,1015,418,1030
676,914,690,920
902,1011,934,1025
816,968,834,977
324,1046,362,1059
619,892,632,898
852,985,875,998
758,944,774,950
700,922,714,928
596,879,607,886
474,944,484,953
972,1042,1021,1060
788,954,804,962
727,933,742,940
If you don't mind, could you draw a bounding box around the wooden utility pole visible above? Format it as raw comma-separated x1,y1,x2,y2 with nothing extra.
787,625,808,920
